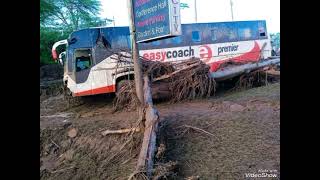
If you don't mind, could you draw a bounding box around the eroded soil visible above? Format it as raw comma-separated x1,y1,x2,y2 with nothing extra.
40,83,280,179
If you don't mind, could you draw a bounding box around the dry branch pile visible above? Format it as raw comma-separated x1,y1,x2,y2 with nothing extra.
113,55,216,111
113,81,139,112
231,65,280,91
166,58,216,102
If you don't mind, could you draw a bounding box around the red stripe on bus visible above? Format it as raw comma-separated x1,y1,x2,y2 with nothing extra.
209,41,261,72
74,84,116,96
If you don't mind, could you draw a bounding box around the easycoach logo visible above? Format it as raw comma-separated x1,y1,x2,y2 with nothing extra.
142,45,213,61
199,45,212,63
142,46,194,61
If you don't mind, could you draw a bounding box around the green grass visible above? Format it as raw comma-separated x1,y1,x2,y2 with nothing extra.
218,83,280,102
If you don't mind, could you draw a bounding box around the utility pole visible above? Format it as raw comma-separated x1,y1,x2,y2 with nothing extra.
230,0,234,21
127,0,145,105
194,0,197,22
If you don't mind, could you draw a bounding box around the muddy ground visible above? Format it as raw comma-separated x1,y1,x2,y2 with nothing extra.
40,82,280,179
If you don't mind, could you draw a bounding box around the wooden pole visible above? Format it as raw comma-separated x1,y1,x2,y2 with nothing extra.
127,0,144,105
136,76,159,177
127,1,161,178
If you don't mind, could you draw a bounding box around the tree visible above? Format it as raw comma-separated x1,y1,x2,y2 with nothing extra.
40,0,104,65
40,27,68,65
40,0,56,25
270,33,280,50
41,0,103,31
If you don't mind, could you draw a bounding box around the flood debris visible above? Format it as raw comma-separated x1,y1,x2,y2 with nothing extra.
113,53,216,111
230,64,280,91
152,161,178,180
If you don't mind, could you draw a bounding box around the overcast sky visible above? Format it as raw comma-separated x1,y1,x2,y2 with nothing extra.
100,0,280,33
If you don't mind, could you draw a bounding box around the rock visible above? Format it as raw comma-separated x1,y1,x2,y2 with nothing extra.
230,104,245,112
68,128,78,138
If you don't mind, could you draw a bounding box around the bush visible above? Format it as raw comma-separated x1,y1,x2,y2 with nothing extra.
40,27,69,65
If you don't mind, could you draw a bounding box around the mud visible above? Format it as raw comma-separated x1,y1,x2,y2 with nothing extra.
40,79,280,179
40,95,143,179
157,83,280,179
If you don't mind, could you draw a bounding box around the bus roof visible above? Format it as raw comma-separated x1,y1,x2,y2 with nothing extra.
71,20,267,34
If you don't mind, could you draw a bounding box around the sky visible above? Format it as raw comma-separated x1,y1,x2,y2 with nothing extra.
99,0,280,33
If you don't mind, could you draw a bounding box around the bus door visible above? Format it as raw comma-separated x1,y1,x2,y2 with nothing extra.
65,47,77,93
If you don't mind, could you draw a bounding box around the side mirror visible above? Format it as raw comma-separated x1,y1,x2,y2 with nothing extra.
58,58,64,66
58,52,66,66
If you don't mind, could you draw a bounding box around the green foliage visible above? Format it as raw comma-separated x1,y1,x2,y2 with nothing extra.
40,0,56,26
40,0,104,65
270,32,280,50
40,27,69,65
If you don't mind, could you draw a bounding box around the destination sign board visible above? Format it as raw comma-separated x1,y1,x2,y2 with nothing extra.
133,0,181,43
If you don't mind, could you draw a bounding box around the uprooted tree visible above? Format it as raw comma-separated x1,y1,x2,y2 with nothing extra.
103,51,216,179
113,55,216,112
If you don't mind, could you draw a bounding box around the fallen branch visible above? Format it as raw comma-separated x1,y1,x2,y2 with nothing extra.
152,62,201,82
181,125,214,137
51,166,75,174
101,127,141,136
51,140,60,149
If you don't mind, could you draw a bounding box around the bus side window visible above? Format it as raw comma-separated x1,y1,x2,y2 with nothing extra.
238,28,252,40
211,29,217,41
192,31,201,42
229,28,238,41
259,27,266,37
